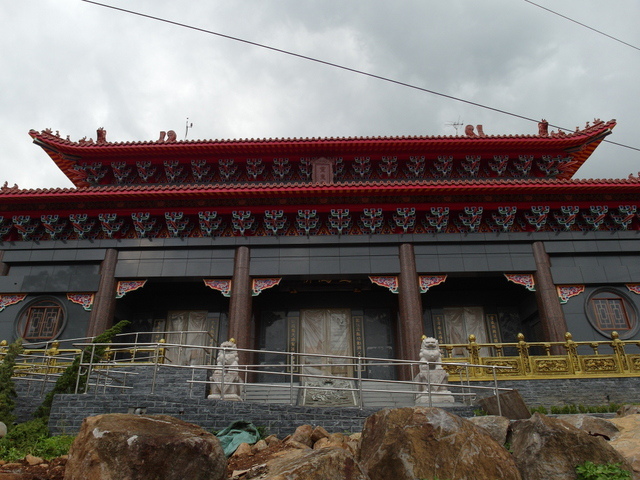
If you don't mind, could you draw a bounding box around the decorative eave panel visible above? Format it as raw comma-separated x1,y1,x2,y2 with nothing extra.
1,203,639,241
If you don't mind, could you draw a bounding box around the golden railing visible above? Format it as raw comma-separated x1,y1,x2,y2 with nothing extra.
0,339,167,378
2,331,639,382
440,331,640,380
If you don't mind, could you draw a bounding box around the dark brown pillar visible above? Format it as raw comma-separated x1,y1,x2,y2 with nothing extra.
532,242,567,348
0,251,8,276
87,249,118,337
398,243,423,380
228,246,252,366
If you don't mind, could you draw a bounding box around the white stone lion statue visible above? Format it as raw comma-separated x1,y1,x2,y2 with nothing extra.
208,339,243,401
414,335,454,404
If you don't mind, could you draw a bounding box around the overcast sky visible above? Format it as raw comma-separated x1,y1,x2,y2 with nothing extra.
2,1,639,189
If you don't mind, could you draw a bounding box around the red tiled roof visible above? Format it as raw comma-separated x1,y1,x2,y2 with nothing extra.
28,120,616,187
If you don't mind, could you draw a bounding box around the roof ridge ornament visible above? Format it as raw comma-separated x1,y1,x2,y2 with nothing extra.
96,127,107,144
538,119,549,137
158,130,177,142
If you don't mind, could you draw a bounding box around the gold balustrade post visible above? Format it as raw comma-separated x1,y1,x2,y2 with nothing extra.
563,332,580,374
517,333,531,375
0,340,7,361
158,339,166,364
611,331,629,373
466,335,481,377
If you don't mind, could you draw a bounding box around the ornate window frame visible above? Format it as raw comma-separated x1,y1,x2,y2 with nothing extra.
584,288,638,339
15,296,67,344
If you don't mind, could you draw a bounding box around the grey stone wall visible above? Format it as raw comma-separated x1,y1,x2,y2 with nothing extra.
471,376,640,407
47,394,389,437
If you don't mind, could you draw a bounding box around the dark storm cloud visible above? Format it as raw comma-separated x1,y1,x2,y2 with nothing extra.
1,0,638,188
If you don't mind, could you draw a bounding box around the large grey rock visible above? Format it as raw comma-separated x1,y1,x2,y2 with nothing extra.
63,414,226,480
0,421,6,438
246,446,369,480
610,414,640,480
557,414,620,440
468,415,510,445
358,407,521,480
511,413,632,480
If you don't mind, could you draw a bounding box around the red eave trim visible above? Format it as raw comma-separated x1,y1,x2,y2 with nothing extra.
2,177,639,207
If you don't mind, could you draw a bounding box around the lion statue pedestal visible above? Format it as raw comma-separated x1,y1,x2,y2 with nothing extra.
208,340,243,401
414,336,455,404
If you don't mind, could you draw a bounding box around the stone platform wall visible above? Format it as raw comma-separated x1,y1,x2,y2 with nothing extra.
470,376,640,407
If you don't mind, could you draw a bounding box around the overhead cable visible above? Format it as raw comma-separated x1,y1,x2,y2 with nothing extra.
524,0,640,52
80,0,640,153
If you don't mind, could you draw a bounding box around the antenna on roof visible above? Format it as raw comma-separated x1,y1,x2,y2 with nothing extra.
445,117,463,135
185,118,193,140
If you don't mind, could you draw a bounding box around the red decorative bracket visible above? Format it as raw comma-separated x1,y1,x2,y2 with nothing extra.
505,274,536,292
419,275,447,293
252,278,282,296
67,293,95,311
116,280,147,299
369,276,399,294
626,284,640,295
557,285,585,304
0,294,26,312
204,279,232,297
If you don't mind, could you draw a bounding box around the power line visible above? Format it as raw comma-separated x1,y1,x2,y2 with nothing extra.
81,0,640,154
524,0,640,52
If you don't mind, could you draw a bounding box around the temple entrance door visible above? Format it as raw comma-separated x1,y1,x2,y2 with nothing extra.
300,309,353,378
443,306,491,356
160,310,214,365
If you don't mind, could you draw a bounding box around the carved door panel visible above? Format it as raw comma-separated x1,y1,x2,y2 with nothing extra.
301,309,353,377
161,310,212,365
443,306,491,356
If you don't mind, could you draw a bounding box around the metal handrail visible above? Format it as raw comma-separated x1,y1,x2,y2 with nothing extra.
63,340,512,412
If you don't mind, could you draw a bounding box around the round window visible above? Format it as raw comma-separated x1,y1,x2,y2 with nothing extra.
16,297,66,343
585,289,638,339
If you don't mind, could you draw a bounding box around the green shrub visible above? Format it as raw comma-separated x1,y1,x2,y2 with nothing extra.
575,461,631,480
550,403,622,415
35,320,130,420
0,339,23,425
529,405,548,414
0,417,73,461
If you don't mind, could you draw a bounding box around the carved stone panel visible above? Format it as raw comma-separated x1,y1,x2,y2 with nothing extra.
311,157,334,184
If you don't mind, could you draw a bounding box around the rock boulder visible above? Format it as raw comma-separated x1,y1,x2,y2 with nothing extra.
253,446,369,480
63,414,226,480
610,414,640,479
510,413,632,480
557,414,620,440
358,407,521,480
468,415,510,445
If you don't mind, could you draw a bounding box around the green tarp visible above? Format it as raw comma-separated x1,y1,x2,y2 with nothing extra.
215,420,261,457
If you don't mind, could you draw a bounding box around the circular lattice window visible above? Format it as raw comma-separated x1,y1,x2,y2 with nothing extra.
16,297,66,343
585,288,638,339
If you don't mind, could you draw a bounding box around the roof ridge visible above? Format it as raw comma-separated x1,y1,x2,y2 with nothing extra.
29,119,616,147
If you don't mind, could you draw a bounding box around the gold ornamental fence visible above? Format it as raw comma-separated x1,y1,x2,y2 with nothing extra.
1,330,640,382
439,331,640,380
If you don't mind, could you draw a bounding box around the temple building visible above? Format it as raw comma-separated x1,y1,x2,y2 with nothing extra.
1,119,639,382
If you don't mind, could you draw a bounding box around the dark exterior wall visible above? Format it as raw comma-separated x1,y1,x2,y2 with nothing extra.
115,248,235,278
250,244,400,276
414,242,535,272
544,238,640,342
561,284,640,342
0,293,90,343
1,231,639,345
0,263,100,293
